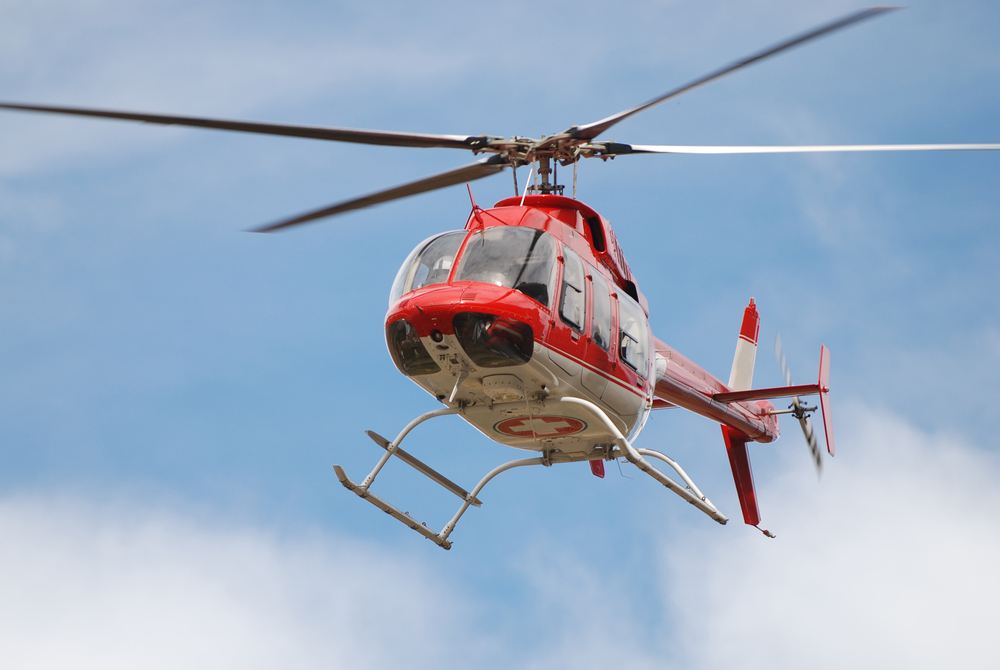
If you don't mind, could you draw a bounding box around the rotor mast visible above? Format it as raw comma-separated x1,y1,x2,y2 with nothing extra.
494,133,588,196
529,152,563,195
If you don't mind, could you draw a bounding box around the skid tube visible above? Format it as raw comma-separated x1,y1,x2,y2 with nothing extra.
334,401,726,550
558,398,728,524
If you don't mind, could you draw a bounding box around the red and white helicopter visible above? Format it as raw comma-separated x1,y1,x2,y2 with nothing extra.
4,7,997,548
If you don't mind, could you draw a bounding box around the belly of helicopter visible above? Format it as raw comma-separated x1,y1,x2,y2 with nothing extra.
407,337,650,455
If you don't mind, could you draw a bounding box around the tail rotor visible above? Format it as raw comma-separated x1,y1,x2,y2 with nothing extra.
775,333,822,475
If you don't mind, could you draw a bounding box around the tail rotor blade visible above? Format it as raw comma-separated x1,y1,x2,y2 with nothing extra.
775,333,822,475
775,332,793,387
796,401,823,475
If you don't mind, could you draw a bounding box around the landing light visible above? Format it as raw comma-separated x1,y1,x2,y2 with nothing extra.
453,312,533,368
386,319,441,376
483,374,525,402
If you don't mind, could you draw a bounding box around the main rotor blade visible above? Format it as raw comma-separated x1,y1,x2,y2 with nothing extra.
571,6,899,141
0,102,494,150
252,154,509,232
608,143,1000,155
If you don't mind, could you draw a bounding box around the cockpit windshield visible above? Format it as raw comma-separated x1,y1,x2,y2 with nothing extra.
453,227,558,307
389,231,465,305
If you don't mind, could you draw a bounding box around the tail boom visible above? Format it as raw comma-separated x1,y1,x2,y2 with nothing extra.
653,342,779,442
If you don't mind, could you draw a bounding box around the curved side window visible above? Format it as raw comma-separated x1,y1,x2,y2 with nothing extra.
618,293,650,378
454,227,558,307
590,270,612,351
389,231,465,305
559,247,586,332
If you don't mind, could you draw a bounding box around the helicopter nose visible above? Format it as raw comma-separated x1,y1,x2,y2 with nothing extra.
385,283,546,375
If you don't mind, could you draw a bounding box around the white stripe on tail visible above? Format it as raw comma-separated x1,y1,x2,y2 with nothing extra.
728,298,760,391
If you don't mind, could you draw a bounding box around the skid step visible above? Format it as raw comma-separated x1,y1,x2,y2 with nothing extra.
366,431,481,507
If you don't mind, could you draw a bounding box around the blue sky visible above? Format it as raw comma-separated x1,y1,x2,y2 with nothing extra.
1,1,998,667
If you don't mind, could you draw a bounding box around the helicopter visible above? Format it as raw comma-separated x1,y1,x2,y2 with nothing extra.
3,6,998,549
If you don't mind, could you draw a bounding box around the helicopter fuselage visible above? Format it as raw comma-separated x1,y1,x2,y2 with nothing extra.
385,194,779,462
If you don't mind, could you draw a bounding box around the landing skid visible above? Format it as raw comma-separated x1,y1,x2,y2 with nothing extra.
333,399,727,550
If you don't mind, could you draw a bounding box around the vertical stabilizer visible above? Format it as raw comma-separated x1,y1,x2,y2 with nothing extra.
721,426,760,526
728,298,760,391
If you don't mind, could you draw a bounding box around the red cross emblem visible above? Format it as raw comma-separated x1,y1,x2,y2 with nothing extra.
494,415,587,437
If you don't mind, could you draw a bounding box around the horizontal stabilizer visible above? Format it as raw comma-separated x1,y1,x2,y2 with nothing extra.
714,383,821,403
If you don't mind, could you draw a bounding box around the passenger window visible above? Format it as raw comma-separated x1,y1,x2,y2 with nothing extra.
591,269,612,351
559,247,586,332
618,293,650,378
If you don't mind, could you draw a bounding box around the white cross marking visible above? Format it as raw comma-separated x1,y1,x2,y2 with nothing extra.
507,418,573,436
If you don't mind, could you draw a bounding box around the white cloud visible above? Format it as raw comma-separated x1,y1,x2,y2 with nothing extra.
0,498,473,669
1,406,995,669
663,403,1000,670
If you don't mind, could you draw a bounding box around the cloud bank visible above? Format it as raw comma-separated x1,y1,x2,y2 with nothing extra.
665,405,1000,669
0,500,475,669
0,406,996,669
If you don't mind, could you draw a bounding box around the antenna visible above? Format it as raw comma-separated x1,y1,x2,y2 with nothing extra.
520,164,534,206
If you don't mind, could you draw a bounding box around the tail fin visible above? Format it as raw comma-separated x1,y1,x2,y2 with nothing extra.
722,426,760,526
725,299,762,527
728,298,760,391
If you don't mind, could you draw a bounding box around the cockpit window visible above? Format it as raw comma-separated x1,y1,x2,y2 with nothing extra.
389,231,465,305
454,227,558,307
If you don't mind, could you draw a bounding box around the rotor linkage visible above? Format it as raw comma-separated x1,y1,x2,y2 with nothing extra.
525,154,564,195
768,402,817,418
